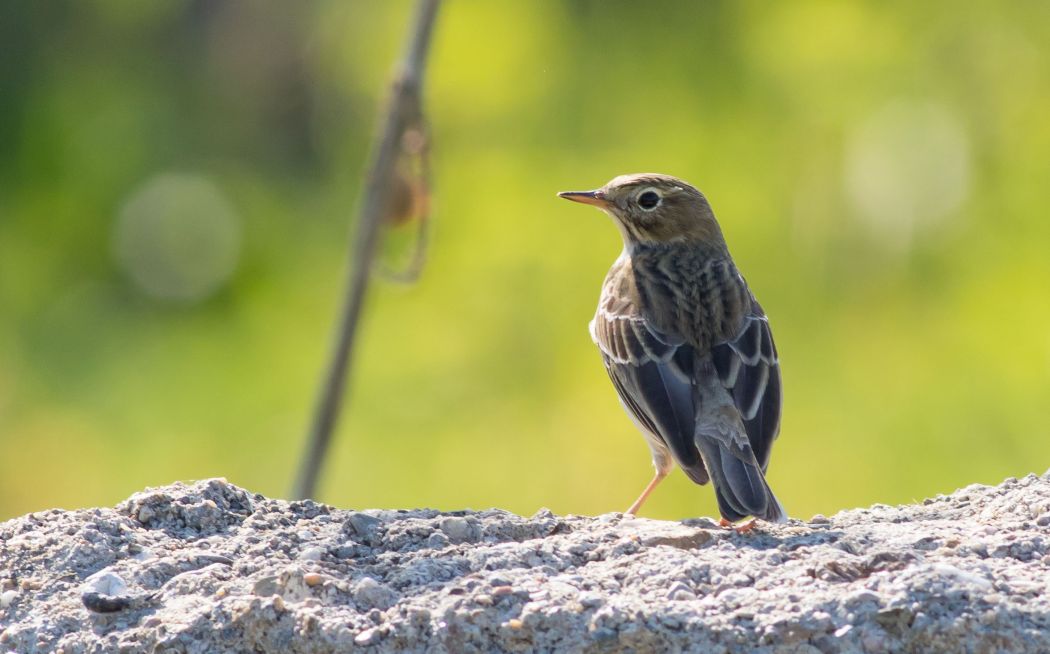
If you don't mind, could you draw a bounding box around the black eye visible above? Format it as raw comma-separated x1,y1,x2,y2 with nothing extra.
637,190,660,210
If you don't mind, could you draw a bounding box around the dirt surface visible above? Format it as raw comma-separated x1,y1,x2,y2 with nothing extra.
2,473,1050,653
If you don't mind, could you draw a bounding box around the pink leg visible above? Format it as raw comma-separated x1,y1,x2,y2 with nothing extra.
625,470,668,516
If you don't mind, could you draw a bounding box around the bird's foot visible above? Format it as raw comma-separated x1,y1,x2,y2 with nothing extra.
719,518,758,534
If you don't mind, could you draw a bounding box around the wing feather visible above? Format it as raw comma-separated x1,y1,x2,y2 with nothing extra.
592,308,709,485
711,307,782,471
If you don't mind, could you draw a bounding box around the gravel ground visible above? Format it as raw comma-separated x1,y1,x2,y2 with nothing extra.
2,473,1050,653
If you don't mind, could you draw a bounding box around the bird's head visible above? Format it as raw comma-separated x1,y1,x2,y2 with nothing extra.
558,173,726,249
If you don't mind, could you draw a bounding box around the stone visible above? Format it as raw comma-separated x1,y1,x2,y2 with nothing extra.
1,474,1050,652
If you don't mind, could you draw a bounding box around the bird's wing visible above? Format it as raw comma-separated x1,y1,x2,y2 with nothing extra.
590,300,710,484
709,301,782,472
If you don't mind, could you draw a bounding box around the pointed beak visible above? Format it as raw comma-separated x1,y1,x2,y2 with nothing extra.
557,189,610,208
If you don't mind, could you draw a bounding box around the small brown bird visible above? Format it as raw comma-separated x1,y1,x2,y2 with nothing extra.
559,174,786,524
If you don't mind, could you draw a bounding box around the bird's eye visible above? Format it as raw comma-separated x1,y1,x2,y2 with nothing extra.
637,190,661,210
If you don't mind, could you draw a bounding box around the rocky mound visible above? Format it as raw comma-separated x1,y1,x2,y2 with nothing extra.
3,473,1050,653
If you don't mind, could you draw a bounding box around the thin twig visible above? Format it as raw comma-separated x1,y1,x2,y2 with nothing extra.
292,0,441,500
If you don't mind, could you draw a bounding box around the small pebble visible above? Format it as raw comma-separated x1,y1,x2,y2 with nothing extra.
346,513,383,538
579,592,603,608
354,577,398,610
137,505,155,524
440,517,477,543
85,572,128,597
0,590,18,608
80,571,135,613
303,573,324,587
253,577,279,596
299,547,325,561
355,627,380,646
504,619,523,630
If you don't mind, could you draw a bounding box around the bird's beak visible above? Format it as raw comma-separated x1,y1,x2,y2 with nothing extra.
558,189,610,208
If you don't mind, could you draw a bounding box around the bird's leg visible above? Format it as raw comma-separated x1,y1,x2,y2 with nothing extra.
625,470,667,516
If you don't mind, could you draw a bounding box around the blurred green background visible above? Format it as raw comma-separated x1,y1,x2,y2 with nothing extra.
2,1,1049,522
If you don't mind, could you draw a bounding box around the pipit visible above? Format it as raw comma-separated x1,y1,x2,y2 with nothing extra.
559,174,786,524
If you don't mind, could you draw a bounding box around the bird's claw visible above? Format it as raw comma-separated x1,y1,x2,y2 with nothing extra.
719,518,758,534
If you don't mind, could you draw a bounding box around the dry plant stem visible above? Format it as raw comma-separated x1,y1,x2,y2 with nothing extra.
292,0,441,501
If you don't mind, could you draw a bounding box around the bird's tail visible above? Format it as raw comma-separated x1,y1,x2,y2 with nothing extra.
696,436,787,524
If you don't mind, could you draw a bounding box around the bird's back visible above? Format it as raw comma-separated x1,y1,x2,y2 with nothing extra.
626,243,752,352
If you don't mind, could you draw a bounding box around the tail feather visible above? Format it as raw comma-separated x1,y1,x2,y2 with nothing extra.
698,437,787,523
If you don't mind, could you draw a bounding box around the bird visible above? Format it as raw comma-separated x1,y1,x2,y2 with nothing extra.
558,173,786,525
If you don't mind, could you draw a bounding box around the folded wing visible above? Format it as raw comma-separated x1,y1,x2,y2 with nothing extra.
591,302,710,485
710,302,782,472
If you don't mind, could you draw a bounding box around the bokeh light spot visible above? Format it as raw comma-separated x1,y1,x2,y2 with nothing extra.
845,100,972,250
113,174,241,302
